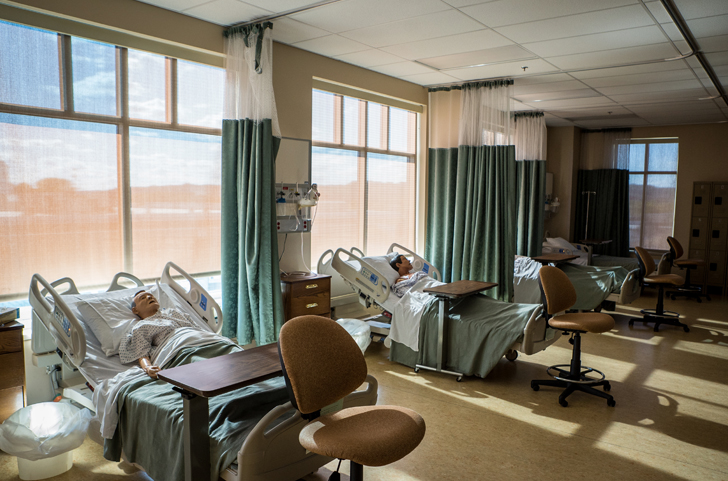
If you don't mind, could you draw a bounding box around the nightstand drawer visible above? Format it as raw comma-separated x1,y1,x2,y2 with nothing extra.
0,386,24,423
0,328,22,355
289,277,330,297
290,292,330,317
0,352,24,390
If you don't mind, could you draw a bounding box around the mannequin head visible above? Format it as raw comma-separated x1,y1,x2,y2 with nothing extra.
389,255,412,276
131,291,160,319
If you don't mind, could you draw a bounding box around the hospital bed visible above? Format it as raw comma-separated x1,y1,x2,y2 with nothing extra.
514,256,642,311
327,244,561,377
28,262,377,481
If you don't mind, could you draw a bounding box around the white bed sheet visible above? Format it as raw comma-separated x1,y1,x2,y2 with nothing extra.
389,275,444,352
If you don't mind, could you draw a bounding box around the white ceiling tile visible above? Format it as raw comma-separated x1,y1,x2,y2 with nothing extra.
699,35,728,53
672,40,692,56
182,0,272,25
370,61,437,77
380,29,514,60
514,80,587,95
461,0,639,28
626,100,721,113
419,45,536,70
445,58,559,80
706,51,728,67
515,88,602,103
596,79,703,95
340,10,484,48
334,49,405,68
292,35,371,56
546,43,680,70
398,71,461,86
270,17,330,44
575,118,650,128
442,0,496,7
291,0,452,34
522,25,668,58
570,59,689,79
513,73,575,85
241,0,323,13
673,0,728,20
644,1,672,24
581,68,695,88
660,23,684,42
544,116,576,127
641,111,727,125
511,100,534,111
608,88,709,104
524,96,617,109
137,0,209,12
549,106,633,118
493,5,655,44
686,15,728,38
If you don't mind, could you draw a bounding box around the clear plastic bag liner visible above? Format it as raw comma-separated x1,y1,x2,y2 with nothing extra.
336,319,372,354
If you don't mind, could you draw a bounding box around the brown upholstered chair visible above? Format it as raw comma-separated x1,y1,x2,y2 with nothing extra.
633,246,690,332
530,266,616,408
666,236,710,302
278,315,426,481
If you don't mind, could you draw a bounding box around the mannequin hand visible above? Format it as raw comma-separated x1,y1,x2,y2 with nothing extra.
144,365,161,379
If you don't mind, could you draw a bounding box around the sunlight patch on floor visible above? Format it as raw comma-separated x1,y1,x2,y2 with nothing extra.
601,331,664,345
644,369,728,408
672,339,728,360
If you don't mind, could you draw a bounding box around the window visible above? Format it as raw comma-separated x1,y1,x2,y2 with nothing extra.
0,20,224,299
629,139,678,250
310,89,418,264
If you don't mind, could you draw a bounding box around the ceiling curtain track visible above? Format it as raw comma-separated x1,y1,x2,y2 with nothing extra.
221,21,284,345
513,111,546,257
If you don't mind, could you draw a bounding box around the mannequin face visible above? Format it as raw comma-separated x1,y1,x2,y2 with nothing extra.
132,291,160,319
395,256,412,275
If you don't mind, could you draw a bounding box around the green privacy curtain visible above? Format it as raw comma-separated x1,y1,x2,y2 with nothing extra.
221,22,284,345
426,80,516,301
514,112,547,257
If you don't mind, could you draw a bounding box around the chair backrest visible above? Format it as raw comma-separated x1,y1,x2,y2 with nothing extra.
634,246,655,277
278,315,368,417
538,266,577,316
666,236,683,261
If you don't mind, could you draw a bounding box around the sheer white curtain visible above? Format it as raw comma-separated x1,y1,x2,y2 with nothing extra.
224,23,279,135
459,82,513,146
581,129,631,169
513,113,546,161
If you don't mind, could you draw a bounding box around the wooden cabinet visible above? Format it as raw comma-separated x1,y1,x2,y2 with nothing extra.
0,321,25,423
281,274,331,322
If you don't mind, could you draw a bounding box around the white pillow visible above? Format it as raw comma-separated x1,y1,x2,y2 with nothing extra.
362,252,401,288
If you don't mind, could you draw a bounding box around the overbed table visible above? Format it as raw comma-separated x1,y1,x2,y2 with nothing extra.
419,280,497,381
531,253,579,265
579,239,612,264
158,343,282,481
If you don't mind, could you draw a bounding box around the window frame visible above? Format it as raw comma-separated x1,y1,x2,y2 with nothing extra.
629,138,679,249
311,88,419,255
0,22,223,295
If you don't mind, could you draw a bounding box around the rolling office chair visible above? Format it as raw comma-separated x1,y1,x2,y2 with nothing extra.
632,246,690,333
666,236,710,302
530,266,616,408
278,315,426,481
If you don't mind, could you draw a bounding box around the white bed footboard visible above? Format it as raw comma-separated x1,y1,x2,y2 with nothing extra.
617,268,641,305
162,262,223,334
513,308,561,356
229,375,379,481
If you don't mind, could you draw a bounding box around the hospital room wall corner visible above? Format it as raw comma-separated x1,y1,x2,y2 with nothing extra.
545,126,582,241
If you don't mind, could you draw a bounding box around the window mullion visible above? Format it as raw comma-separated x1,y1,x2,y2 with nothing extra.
120,47,133,273
60,35,74,113
639,144,649,247
169,58,178,126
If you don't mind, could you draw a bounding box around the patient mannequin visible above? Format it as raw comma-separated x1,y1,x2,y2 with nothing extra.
389,255,414,283
120,290,197,379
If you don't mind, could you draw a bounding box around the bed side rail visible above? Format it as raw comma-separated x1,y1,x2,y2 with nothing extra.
332,248,391,307
386,243,442,281
519,307,561,355
161,262,223,334
617,268,642,305
317,249,360,308
29,274,86,367
106,272,145,291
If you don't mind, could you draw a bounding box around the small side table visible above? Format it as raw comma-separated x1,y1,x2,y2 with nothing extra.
280,273,331,321
531,253,579,266
418,280,497,382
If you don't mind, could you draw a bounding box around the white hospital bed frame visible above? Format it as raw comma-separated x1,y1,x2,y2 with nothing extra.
28,262,378,481
328,244,561,359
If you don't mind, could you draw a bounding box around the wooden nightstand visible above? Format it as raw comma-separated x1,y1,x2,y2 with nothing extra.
0,321,26,423
281,273,331,322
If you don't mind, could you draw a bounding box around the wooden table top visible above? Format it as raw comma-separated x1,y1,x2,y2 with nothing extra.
280,272,331,283
423,280,497,299
158,343,282,398
531,253,579,265
579,239,613,245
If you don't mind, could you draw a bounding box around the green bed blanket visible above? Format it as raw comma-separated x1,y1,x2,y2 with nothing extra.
590,254,640,272
390,295,541,378
103,342,289,481
559,264,629,311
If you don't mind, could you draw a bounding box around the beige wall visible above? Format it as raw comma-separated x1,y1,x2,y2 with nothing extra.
544,126,581,242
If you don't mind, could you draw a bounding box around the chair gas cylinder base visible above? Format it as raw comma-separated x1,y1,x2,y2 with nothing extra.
530,266,616,408
665,237,710,303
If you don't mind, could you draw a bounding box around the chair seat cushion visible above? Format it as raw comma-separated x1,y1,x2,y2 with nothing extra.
675,259,705,267
299,405,426,467
548,312,615,333
644,273,684,286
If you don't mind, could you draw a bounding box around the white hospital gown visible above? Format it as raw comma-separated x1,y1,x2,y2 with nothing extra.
118,308,197,364
392,271,429,297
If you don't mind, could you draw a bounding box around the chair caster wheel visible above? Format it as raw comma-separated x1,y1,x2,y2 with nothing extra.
653,325,660,332
559,398,568,407
505,350,518,361
531,382,539,391
683,326,690,333
603,383,611,392
628,320,634,327
414,367,419,373
670,295,676,301
607,399,616,407
569,337,574,345
697,298,702,303
707,296,711,301
456,376,462,382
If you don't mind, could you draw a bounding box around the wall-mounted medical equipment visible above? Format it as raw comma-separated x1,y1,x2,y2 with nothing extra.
275,182,319,233
544,172,560,218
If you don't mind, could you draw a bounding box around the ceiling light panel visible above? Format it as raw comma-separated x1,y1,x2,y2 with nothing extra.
380,29,514,61
420,45,536,70
513,80,587,95
183,0,272,25
522,96,616,109
400,71,461,85
581,68,696,88
334,49,405,68
292,35,370,56
673,0,728,20
445,58,559,80
492,5,655,44
522,25,668,58
608,87,710,104
370,61,436,77
595,78,703,96
340,10,485,48
643,1,672,24
461,0,639,29
515,88,602,102
137,0,209,12
686,14,728,38
546,43,680,70
271,17,330,44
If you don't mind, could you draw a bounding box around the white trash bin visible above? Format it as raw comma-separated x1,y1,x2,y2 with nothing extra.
0,402,92,480
336,318,372,353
